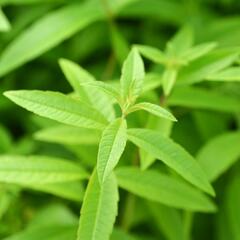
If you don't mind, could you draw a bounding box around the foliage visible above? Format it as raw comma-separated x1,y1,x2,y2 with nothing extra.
0,0,240,239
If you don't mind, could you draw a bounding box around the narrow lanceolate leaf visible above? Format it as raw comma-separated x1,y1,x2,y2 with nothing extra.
127,102,177,122
162,68,177,96
127,128,215,196
116,167,216,212
206,67,240,82
110,25,129,65
4,90,108,130
177,49,239,84
77,170,119,240
97,118,127,184
0,1,103,77
136,45,166,64
25,181,85,202
168,87,240,113
59,59,115,121
197,131,240,182
120,48,145,104
182,42,217,62
79,81,121,104
0,7,11,32
0,155,88,184
35,125,101,145
166,25,193,57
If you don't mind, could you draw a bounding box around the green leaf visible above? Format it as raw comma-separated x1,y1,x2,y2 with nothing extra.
111,228,139,240
127,128,214,196
79,81,121,104
182,42,217,62
197,131,240,182
178,49,239,84
140,115,173,170
136,45,166,64
127,102,177,122
206,67,240,82
116,167,216,212
110,25,129,65
147,202,185,240
26,181,85,202
77,170,119,240
35,125,101,145
4,90,108,130
0,7,11,32
59,59,115,121
168,86,240,113
97,118,127,184
0,1,103,77
0,155,88,184
4,225,77,240
166,25,193,57
120,48,145,104
162,68,177,96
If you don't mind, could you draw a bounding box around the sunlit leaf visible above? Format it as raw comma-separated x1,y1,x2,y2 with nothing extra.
127,128,214,196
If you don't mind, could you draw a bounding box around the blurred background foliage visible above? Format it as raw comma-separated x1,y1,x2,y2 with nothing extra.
0,0,240,239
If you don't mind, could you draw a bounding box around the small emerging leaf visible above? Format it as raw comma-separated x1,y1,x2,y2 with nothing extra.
120,48,145,105
136,44,166,64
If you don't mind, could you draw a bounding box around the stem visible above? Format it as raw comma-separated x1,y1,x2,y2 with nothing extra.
183,211,193,240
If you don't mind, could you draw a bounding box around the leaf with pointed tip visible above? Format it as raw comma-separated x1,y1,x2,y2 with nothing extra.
35,125,101,145
120,48,145,104
162,68,178,96
4,90,108,130
77,170,119,240
166,25,193,57
0,7,11,32
79,81,121,104
178,49,239,84
168,86,240,113
206,67,240,82
0,2,104,77
0,155,88,184
128,102,177,122
59,59,115,121
137,45,166,64
97,118,127,184
116,167,216,212
197,131,240,182
127,128,215,196
110,25,129,65
182,42,217,62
